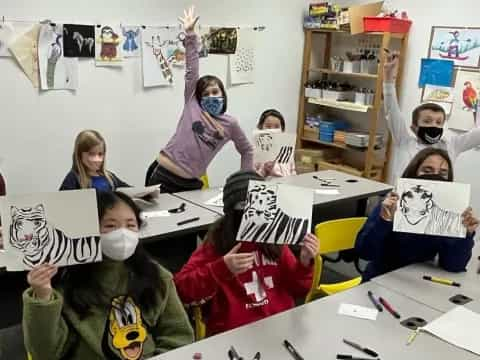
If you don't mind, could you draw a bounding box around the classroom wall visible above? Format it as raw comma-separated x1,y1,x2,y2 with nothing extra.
0,0,312,193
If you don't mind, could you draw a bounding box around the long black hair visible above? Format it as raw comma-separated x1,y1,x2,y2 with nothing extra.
62,191,164,319
401,148,453,181
195,75,227,114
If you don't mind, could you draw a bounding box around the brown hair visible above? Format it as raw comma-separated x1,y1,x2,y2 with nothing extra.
195,75,227,114
401,148,453,181
412,103,446,126
72,130,113,189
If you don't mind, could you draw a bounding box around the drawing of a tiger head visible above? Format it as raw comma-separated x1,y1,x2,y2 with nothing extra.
10,204,51,256
400,185,433,225
243,184,278,223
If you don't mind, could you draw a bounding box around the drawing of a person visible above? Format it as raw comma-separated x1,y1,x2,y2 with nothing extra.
47,33,62,88
447,30,460,58
99,26,120,61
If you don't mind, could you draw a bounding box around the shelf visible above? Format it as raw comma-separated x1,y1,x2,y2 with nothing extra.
301,137,348,149
309,68,378,79
307,97,373,112
306,28,406,39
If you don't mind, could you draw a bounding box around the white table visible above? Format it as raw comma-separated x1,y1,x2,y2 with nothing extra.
173,187,223,215
153,283,476,360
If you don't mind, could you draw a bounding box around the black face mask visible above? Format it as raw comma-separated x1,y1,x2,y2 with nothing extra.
417,173,449,182
417,126,443,144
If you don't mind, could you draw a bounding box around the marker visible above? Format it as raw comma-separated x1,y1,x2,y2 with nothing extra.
423,275,460,287
228,346,243,360
177,217,200,226
336,355,379,360
342,339,378,358
252,352,261,360
283,340,304,360
379,296,401,319
477,256,480,274
367,291,383,312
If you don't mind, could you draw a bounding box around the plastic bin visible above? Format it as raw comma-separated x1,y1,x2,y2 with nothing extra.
363,17,412,33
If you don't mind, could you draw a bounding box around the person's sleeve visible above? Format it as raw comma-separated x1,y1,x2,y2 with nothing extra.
153,279,194,353
231,120,254,170
438,232,475,272
450,127,480,154
278,246,314,298
59,171,80,191
254,162,267,177
23,288,76,360
383,82,411,145
184,33,199,102
354,204,393,262
174,244,234,305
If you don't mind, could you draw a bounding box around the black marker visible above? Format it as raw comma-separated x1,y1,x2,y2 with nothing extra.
283,340,304,360
367,290,383,312
177,217,200,226
337,355,379,360
228,346,243,360
343,339,378,358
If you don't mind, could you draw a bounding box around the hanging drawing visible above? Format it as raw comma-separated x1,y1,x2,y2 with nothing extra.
0,189,101,271
418,58,454,87
253,130,296,166
0,22,14,57
450,70,480,131
393,178,470,238
121,25,141,58
38,23,78,90
141,27,174,87
229,28,256,85
95,25,123,66
428,27,480,68
201,27,237,55
236,181,312,245
8,23,41,88
62,24,95,58
422,85,454,103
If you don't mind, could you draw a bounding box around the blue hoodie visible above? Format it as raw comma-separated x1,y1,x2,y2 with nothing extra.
355,204,474,281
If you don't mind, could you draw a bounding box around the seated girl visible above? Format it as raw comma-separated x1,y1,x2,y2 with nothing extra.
355,148,478,281
174,170,318,336
23,191,193,359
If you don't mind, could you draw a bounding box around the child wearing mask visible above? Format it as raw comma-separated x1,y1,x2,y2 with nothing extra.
22,191,193,359
383,50,480,181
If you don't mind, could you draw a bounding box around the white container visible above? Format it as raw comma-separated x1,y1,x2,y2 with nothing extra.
330,58,343,72
368,59,378,74
323,89,339,101
354,92,366,104
305,87,315,98
360,59,369,73
365,92,375,106
338,90,354,102
343,60,361,73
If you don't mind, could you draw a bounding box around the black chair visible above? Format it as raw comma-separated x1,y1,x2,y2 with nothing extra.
145,160,158,186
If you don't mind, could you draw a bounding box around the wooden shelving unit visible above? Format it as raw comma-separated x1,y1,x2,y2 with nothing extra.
296,28,409,181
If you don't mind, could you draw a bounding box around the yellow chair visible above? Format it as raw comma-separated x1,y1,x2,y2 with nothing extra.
193,305,207,340
200,174,209,190
305,217,367,303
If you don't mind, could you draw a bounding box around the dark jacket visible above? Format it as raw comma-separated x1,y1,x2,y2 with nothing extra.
59,170,129,191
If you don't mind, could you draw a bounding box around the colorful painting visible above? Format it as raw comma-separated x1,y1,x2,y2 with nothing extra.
418,58,454,87
141,27,174,87
63,24,95,58
450,70,480,131
429,27,480,68
422,85,454,103
95,25,123,66
229,28,256,85
121,25,141,58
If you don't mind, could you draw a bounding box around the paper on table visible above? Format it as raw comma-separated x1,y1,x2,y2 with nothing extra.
141,210,170,219
117,185,161,199
205,192,223,207
315,189,340,195
421,306,480,355
338,303,378,320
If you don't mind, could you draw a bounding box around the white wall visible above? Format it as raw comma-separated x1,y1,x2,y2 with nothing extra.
0,0,311,193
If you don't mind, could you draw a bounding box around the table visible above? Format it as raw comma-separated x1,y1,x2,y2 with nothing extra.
153,282,476,360
139,193,221,242
173,187,223,215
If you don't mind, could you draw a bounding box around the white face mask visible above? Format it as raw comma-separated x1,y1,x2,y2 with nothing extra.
101,228,139,261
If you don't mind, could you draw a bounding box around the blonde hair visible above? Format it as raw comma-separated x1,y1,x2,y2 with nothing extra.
72,130,113,189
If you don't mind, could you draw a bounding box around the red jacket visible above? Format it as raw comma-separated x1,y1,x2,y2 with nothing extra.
174,242,313,336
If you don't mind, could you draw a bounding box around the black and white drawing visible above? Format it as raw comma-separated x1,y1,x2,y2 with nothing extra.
229,28,256,85
0,189,101,271
63,24,95,58
253,130,296,165
236,181,312,245
393,179,470,238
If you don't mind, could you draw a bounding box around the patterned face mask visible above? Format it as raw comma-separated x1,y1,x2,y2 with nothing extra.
200,96,224,117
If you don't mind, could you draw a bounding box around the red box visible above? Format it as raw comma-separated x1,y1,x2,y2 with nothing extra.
363,16,412,33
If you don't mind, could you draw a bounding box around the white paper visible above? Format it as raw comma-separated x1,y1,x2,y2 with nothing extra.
0,190,101,271
95,25,123,66
423,306,480,355
121,25,141,57
141,210,171,219
117,185,161,199
38,23,78,90
393,179,470,238
423,85,454,103
141,27,174,87
229,28,256,85
0,22,15,57
205,192,223,207
237,181,312,245
315,189,340,195
450,70,480,131
253,130,296,165
338,303,378,321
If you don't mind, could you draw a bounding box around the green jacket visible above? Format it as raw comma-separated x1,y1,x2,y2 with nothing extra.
23,260,194,360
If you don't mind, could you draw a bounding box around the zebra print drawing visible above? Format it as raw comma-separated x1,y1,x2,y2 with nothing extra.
237,182,310,245
9,204,101,269
274,146,294,164
254,131,296,166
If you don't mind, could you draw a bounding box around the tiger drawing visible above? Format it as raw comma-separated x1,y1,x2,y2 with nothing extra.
9,204,101,268
238,184,309,245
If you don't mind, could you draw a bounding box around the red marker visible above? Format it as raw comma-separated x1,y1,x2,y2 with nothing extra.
379,296,401,319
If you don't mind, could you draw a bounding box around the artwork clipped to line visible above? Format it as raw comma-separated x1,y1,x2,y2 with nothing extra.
141,26,174,87
121,25,141,58
422,85,454,103
95,24,123,66
229,28,256,85
418,58,454,87
428,27,480,68
63,24,95,58
253,130,296,167
450,70,480,131
200,27,237,55
0,21,15,57
0,189,101,271
236,181,312,245
393,178,470,238
8,23,41,88
38,23,78,90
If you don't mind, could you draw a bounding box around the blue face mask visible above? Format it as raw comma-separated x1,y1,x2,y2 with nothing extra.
200,96,224,117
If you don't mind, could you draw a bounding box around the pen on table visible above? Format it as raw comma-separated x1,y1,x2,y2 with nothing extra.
177,217,200,226
367,290,383,312
379,296,401,319
283,340,304,360
343,338,378,358
423,275,460,287
336,355,379,360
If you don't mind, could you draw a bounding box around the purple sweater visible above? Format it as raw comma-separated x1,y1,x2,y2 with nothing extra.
162,33,254,179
